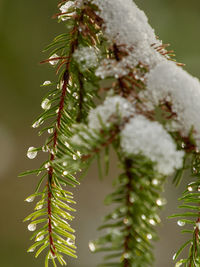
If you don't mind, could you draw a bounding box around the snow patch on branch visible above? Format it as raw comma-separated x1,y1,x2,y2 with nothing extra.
94,0,165,78
88,95,135,130
94,0,157,47
145,61,200,142
120,115,185,175
59,1,82,21
73,46,98,70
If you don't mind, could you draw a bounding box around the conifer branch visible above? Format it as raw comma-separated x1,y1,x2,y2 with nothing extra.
21,1,103,266
21,1,200,266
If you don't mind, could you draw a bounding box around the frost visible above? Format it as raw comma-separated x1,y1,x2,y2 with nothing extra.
120,115,185,175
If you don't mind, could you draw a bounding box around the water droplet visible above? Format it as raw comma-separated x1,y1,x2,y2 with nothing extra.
32,118,43,128
72,92,77,98
41,98,51,110
147,233,152,240
53,221,58,227
149,219,156,226
36,235,44,241
28,247,35,253
181,142,185,148
25,196,35,203
129,193,135,203
129,196,135,203
65,142,70,148
177,220,185,227
66,238,75,246
89,241,96,252
123,252,131,259
35,204,43,210
173,253,177,260
156,198,166,206
49,252,57,259
175,260,183,267
123,218,131,225
42,146,48,152
57,81,64,90
27,147,37,159
45,162,50,169
152,179,159,186
73,155,77,160
136,237,142,243
196,222,200,230
141,215,146,220
77,151,81,157
43,81,51,86
188,186,193,192
49,54,59,65
63,162,67,167
63,171,68,176
28,223,36,232
48,128,54,134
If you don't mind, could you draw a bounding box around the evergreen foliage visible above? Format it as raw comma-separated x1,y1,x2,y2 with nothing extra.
21,0,200,266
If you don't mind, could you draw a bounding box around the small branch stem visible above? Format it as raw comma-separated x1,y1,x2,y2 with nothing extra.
76,72,84,123
46,13,82,255
123,159,133,267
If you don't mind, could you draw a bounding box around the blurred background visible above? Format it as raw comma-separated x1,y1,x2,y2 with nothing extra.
0,0,200,266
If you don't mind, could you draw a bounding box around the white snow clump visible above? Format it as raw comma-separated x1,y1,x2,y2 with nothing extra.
120,115,185,175
71,95,135,148
94,0,165,78
88,95,135,130
146,60,200,142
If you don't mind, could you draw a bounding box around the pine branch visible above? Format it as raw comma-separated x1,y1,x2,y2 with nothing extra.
22,1,200,266
22,2,103,266
170,152,200,267
89,156,165,267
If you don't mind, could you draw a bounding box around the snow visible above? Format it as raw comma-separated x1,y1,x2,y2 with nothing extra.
120,115,185,175
88,95,135,130
146,60,200,142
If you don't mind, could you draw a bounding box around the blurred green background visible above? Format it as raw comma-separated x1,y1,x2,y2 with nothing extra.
0,0,200,266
